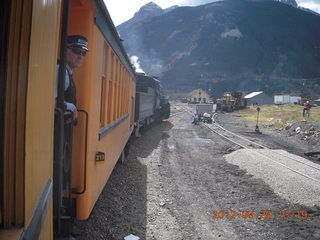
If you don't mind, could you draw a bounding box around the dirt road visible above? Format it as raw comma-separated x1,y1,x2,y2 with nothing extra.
74,103,320,240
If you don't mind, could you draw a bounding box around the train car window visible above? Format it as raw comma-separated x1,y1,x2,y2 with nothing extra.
120,66,125,116
124,73,128,114
108,50,113,81
100,46,106,125
102,44,106,77
104,45,110,124
118,60,122,119
100,78,106,125
100,43,111,128
120,65,124,116
125,71,128,114
114,60,118,120
128,75,131,114
130,95,135,126
123,67,127,115
120,65,123,116
108,52,115,123
119,65,122,117
100,44,107,126
114,59,119,120
125,73,127,114
117,63,120,118
119,62,122,117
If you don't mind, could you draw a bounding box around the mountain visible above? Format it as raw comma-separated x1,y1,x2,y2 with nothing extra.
275,0,297,8
164,5,179,14
118,1,320,96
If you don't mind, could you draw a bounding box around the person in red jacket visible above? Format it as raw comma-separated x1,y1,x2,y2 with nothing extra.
303,101,312,118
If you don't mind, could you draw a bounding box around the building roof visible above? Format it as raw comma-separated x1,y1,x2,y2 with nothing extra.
187,88,210,97
274,94,301,97
244,91,263,99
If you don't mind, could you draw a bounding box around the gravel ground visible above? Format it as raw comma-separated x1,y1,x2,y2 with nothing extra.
226,149,320,207
73,105,320,240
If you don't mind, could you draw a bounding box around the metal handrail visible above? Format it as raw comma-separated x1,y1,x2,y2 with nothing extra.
72,109,88,195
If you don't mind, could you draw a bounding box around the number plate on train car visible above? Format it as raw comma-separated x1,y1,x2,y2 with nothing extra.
95,152,105,162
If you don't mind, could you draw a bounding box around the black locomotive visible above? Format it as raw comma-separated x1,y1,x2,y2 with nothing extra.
134,73,170,136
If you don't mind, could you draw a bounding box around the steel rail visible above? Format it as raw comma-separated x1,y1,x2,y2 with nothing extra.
209,122,264,149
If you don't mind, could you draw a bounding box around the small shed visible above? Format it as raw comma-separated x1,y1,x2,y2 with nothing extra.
244,91,273,105
274,95,301,104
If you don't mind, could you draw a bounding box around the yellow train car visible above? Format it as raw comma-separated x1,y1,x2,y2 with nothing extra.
0,0,136,239
68,0,136,220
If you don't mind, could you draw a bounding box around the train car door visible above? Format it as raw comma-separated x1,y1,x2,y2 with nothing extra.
0,0,10,233
0,0,32,234
0,0,61,239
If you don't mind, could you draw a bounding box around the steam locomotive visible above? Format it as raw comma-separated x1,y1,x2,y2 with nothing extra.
135,73,170,136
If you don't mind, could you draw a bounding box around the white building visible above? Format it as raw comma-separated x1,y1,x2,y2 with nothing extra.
244,91,273,105
274,95,301,105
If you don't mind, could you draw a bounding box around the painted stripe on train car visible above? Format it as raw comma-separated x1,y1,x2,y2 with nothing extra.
99,114,129,139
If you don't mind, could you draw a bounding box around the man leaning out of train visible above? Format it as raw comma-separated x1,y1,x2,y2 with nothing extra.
56,35,88,123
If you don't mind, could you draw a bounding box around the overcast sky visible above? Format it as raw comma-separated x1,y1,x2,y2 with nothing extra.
103,0,320,26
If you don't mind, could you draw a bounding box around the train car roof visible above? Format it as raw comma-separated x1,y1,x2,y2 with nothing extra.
136,73,161,92
94,0,136,80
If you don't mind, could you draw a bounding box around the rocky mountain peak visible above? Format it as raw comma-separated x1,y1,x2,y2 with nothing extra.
275,0,298,7
134,2,163,21
140,2,162,11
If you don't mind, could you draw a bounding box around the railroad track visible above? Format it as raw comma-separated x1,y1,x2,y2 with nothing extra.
204,120,265,149
208,114,320,184
177,104,320,183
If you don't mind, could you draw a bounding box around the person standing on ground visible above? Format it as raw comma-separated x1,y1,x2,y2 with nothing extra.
303,101,312,118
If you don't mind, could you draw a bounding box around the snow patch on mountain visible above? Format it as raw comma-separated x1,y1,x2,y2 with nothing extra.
221,29,243,39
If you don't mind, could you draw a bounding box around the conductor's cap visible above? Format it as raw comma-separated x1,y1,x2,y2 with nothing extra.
67,35,88,51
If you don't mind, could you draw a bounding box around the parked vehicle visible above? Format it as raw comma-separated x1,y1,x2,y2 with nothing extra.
196,104,213,123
